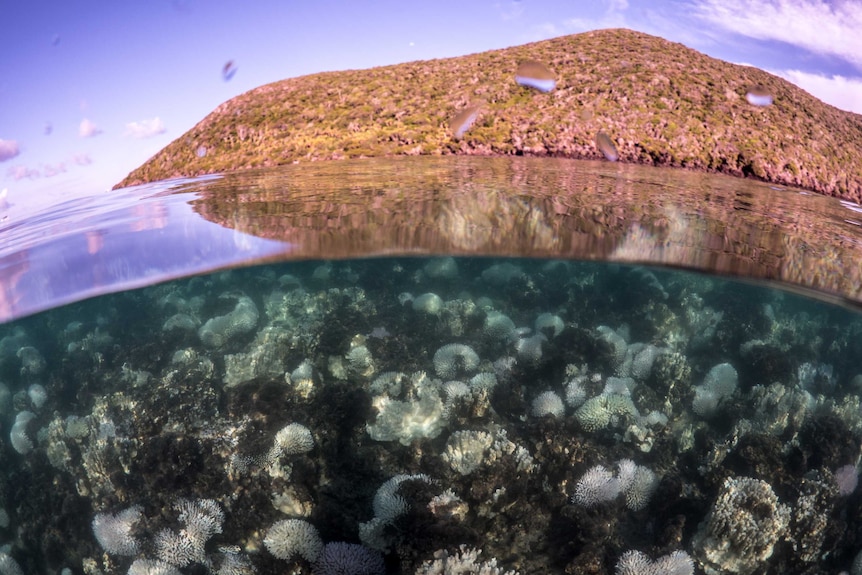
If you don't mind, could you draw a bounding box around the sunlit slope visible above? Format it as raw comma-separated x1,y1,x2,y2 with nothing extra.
116,29,862,201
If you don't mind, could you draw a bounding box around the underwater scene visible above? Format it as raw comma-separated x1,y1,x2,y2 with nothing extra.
1,256,861,575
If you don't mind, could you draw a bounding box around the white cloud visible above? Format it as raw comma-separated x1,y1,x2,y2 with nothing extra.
559,0,630,34
690,0,862,70
124,117,166,139
79,118,102,138
497,1,525,21
525,22,564,41
777,69,862,113
0,139,20,162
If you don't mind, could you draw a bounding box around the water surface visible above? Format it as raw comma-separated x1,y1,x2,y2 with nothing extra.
1,157,862,575
2,157,862,323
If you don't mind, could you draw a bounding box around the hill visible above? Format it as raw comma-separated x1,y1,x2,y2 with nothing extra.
116,29,862,202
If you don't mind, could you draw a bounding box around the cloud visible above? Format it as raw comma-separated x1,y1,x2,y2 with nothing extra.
79,118,102,138
0,139,20,162
6,165,40,180
561,0,630,33
497,1,525,21
525,22,564,41
71,153,93,166
124,117,166,139
690,0,862,70
42,163,67,178
777,69,862,113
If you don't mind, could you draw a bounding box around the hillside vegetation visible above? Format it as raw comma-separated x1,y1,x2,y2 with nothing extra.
117,29,862,201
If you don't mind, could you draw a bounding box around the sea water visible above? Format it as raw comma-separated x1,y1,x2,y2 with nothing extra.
1,157,861,575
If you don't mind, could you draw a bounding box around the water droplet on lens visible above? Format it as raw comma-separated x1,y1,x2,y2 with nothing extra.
595,131,618,162
745,85,772,106
515,60,556,93
196,146,207,158
449,104,483,139
222,60,237,82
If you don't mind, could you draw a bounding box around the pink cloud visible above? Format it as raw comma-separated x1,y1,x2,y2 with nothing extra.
6,165,40,180
42,163,67,178
79,118,102,138
0,139,20,162
72,153,93,166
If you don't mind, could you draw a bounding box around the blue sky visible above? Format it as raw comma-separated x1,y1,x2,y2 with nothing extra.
1,0,860,215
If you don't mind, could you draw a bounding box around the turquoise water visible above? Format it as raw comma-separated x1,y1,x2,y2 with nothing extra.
2,158,862,574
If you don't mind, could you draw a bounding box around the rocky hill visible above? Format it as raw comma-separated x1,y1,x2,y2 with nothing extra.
116,29,862,202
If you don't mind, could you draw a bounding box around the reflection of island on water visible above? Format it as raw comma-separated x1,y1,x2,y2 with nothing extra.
188,156,862,307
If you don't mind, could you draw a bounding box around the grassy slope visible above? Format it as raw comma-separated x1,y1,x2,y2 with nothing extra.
116,29,862,202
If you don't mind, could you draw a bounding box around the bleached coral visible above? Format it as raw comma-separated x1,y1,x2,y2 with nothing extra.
433,344,480,379
264,519,323,562
27,383,47,409
621,343,664,381
572,460,658,510
616,459,659,511
415,545,518,575
0,554,23,575
10,410,36,454
370,371,408,395
367,383,447,445
693,476,790,575
534,313,564,337
428,489,469,521
423,257,459,280
127,559,181,575
155,528,202,567
597,325,628,371
469,372,498,391
515,333,547,364
92,505,143,556
480,263,524,285
574,386,639,432
162,313,199,334
413,293,444,315
272,423,315,456
564,375,588,408
531,391,565,417
692,363,738,418
442,430,494,475
572,465,620,507
198,295,259,347
223,326,289,387
346,345,375,378
16,345,46,375
360,474,431,550
615,550,693,575
210,547,256,575
483,311,517,341
155,499,224,567
373,474,430,521
797,361,836,394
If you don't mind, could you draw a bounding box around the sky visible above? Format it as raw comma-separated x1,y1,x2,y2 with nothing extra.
1,0,860,214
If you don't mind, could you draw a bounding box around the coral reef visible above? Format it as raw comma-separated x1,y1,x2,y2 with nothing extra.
692,477,790,574
1,258,861,575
